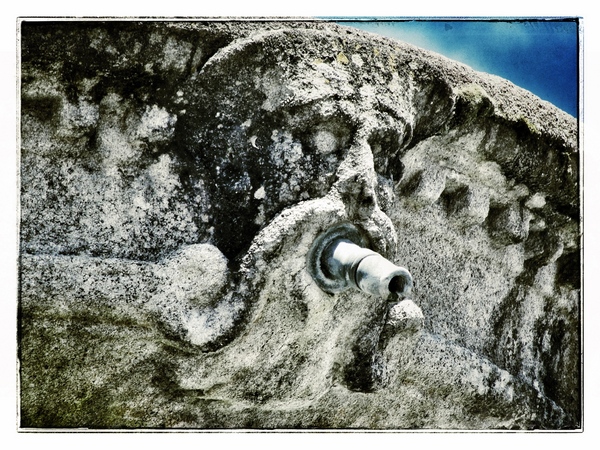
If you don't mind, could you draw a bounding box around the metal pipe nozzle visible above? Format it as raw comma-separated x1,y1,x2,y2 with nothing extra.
307,223,413,300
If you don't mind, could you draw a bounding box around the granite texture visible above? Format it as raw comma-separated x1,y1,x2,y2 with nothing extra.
19,20,580,429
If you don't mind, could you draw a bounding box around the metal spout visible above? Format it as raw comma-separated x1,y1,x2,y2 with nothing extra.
307,223,413,301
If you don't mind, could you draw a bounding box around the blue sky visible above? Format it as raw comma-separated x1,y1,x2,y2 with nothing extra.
334,19,579,117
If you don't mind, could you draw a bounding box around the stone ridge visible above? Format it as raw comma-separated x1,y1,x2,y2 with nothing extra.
19,20,580,429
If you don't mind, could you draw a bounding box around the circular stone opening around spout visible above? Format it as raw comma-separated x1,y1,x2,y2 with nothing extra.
307,223,371,294
307,222,413,301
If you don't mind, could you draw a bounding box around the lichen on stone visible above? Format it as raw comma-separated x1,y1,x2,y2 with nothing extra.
18,20,580,430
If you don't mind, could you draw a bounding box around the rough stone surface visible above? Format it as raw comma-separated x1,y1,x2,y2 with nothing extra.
19,20,580,429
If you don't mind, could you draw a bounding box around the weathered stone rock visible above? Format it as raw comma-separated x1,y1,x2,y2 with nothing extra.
19,20,580,429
